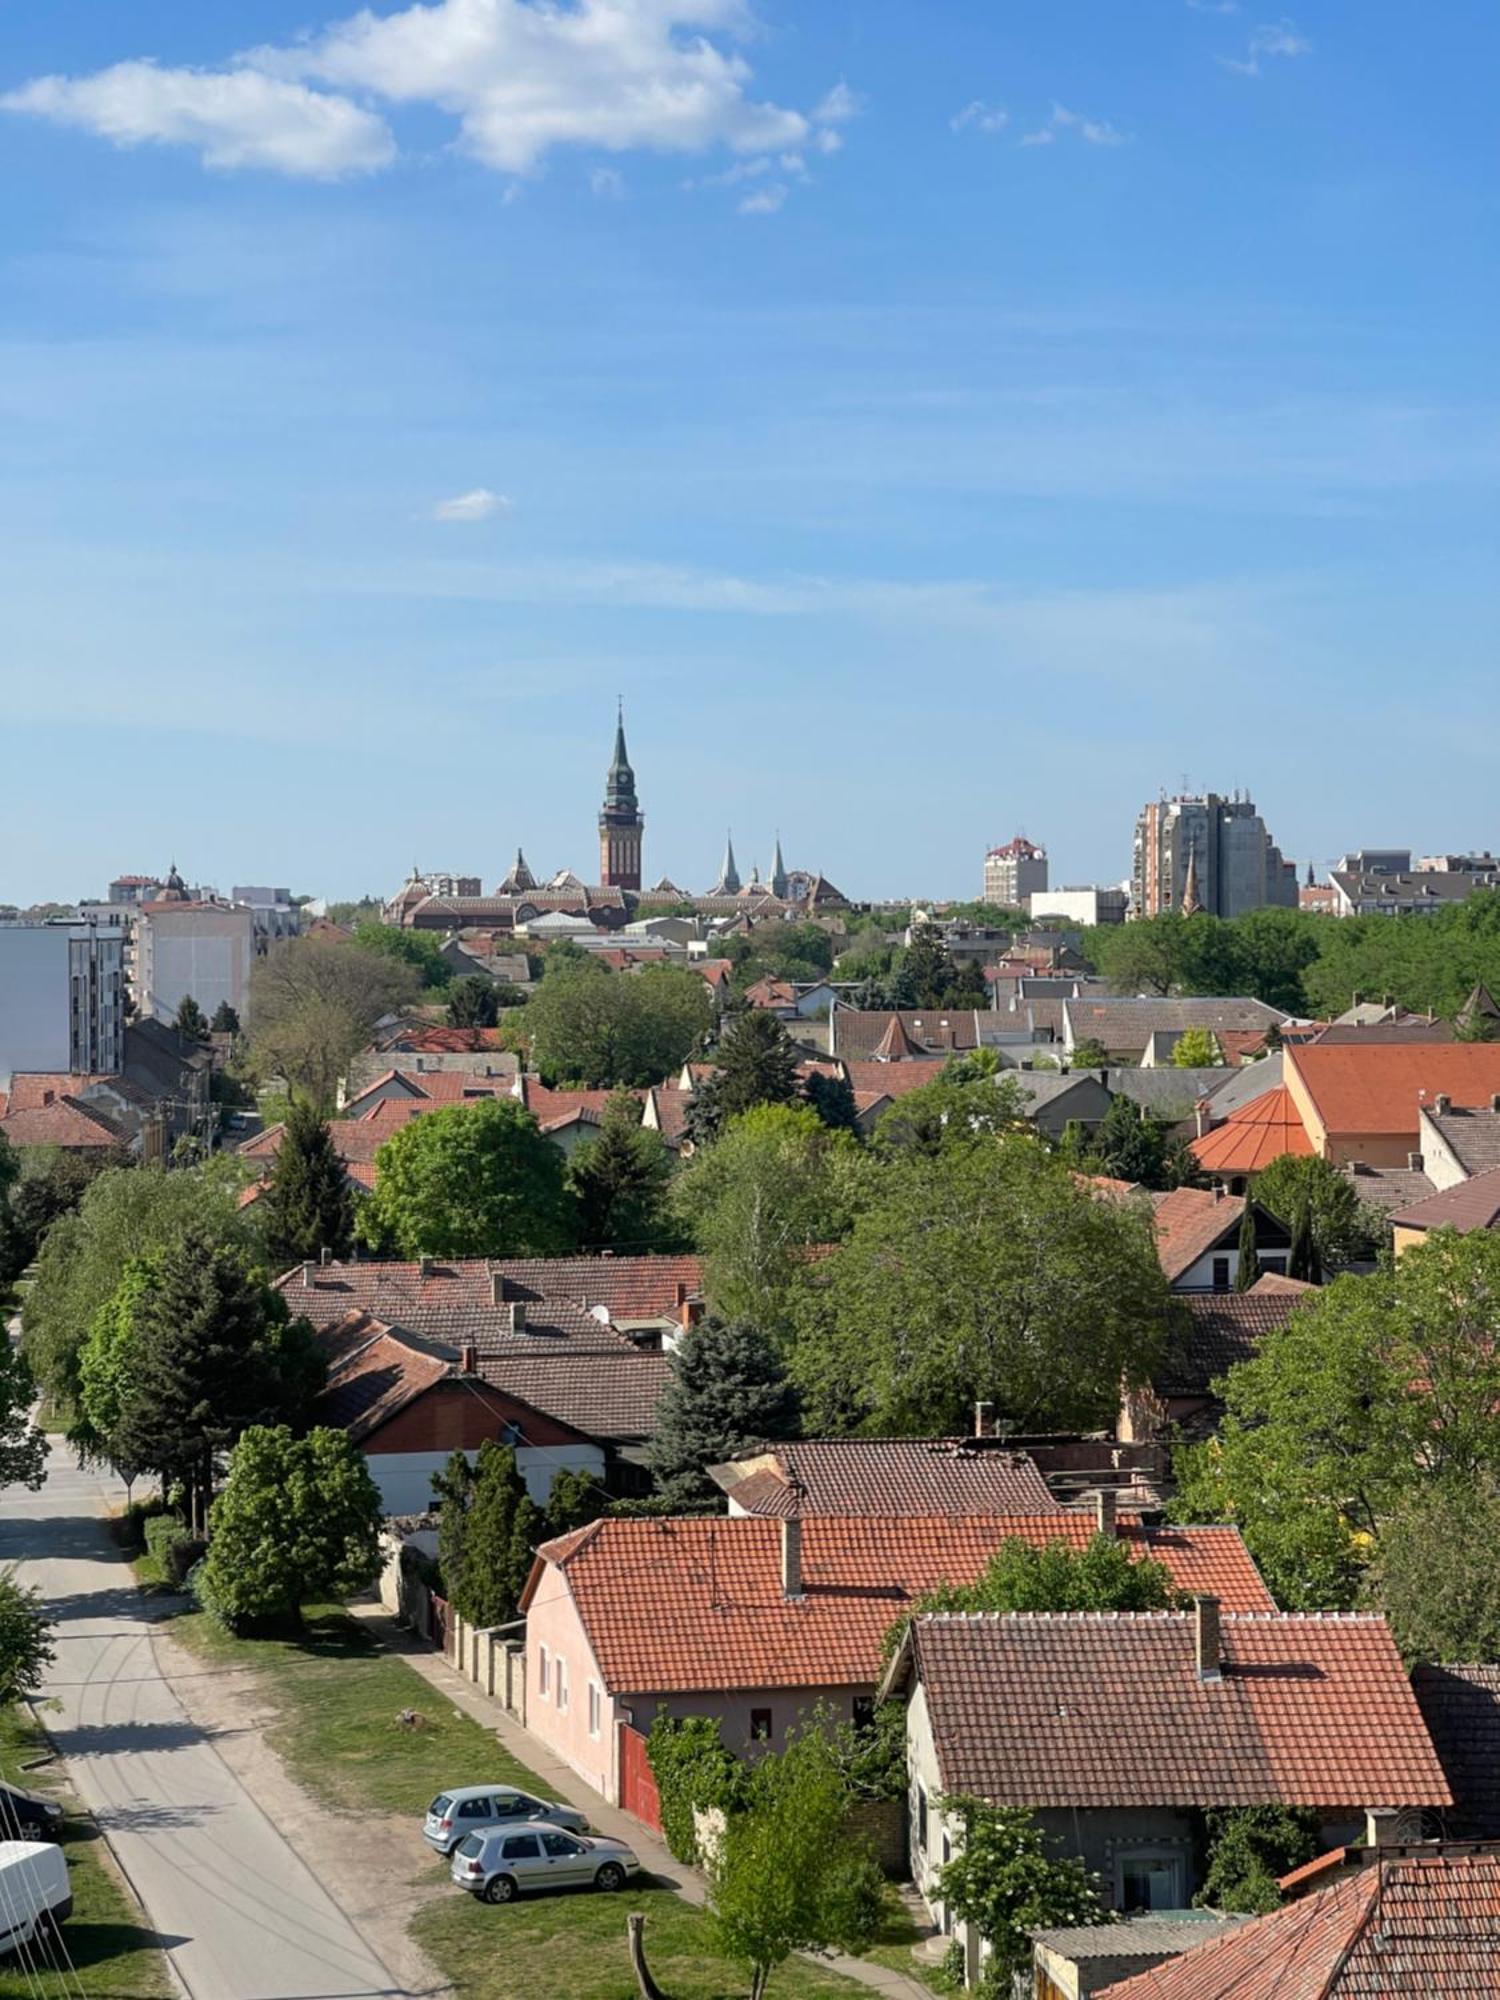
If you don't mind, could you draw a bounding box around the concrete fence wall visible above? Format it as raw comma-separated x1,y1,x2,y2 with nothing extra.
443,1609,525,1719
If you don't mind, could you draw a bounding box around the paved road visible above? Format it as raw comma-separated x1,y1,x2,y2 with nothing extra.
0,1440,407,2000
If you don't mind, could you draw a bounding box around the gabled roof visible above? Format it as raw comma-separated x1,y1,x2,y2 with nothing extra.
313,1313,451,1441
840,1058,947,1100
902,1612,1450,1810
0,1094,129,1150
476,1348,670,1442
1190,1084,1313,1176
1413,1665,1500,1838
523,1515,1274,1696
1066,997,1287,1052
832,1009,983,1059
872,1014,929,1061
1150,1187,1246,1282
1423,1104,1500,1177
272,1257,642,1351
1156,1292,1309,1397
1388,1165,1500,1238
1287,1043,1500,1140
1097,1850,1500,1998
707,1438,1061,1518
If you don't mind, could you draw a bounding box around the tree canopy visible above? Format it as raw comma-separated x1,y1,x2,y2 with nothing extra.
249,934,423,1110
525,961,710,1087
646,1316,798,1506
360,1099,576,1258
1251,1152,1376,1269
259,1099,355,1272
564,1091,681,1251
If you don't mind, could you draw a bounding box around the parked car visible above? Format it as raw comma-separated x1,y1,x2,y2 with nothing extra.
451,1825,640,1903
0,1785,63,1843
422,1784,589,1854
0,1841,72,1956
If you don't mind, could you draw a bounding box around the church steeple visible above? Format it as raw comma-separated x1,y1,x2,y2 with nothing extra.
598,702,643,891
712,830,741,897
1180,842,1202,918
770,833,788,900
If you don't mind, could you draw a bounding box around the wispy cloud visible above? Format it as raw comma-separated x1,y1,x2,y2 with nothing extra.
738,183,788,216
1021,104,1126,148
4,0,854,185
1187,0,1239,13
950,100,1010,135
431,487,512,523
589,165,625,199
1220,18,1313,75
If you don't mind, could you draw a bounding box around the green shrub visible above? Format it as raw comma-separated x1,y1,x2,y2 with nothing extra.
647,1713,748,1864
143,1514,206,1587
113,1494,172,1554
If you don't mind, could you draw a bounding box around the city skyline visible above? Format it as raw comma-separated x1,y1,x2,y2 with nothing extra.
2,0,1497,904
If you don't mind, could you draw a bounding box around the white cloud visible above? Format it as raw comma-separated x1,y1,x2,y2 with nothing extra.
738,182,788,215
589,165,626,198
950,100,1009,135
1220,17,1312,74
5,0,852,184
432,487,513,522
1022,104,1125,147
0,59,394,177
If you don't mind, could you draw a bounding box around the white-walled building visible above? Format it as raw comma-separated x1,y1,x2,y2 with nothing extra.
0,921,126,1080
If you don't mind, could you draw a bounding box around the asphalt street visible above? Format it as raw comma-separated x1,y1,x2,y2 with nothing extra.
0,1441,407,2000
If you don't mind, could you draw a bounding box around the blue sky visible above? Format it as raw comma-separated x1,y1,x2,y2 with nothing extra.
2,1,1497,905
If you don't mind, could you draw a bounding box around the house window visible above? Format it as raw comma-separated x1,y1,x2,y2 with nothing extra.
1261,1256,1286,1275
588,1683,602,1738
1117,1850,1186,1912
1211,1256,1231,1291
537,1645,549,1699
749,1709,773,1742
556,1656,568,1712
916,1786,929,1852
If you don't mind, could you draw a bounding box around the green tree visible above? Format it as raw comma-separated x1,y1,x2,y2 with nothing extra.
921,1533,1182,1619
1172,1027,1222,1068
454,1441,534,1626
0,1572,55,1705
670,1104,861,1336
1252,1153,1372,1269
248,934,423,1111
1196,1807,1319,1916
0,1344,44,1497
935,1803,1106,1994
21,1160,254,1408
199,1426,383,1632
77,1257,159,1467
647,1318,798,1507
565,1092,680,1250
525,962,710,1087
259,1099,355,1272
710,1011,803,1122
210,1001,242,1036
1233,1199,1260,1291
1370,1478,1500,1665
541,1465,603,1540
1068,1038,1111,1070
802,1069,859,1135
872,1064,1027,1160
1287,1194,1322,1284
432,1449,475,1603
794,1135,1167,1437
903,921,955,1007
709,1715,884,2000
446,974,499,1029
174,994,210,1042
1173,1234,1500,1608
352,920,452,989
360,1099,576,1259
1084,1096,1171,1189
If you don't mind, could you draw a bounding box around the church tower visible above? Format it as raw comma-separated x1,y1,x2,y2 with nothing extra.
598,703,644,891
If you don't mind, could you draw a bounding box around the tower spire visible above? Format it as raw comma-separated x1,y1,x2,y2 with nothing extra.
1180,842,1202,918
598,702,643,892
770,831,788,900
713,829,741,897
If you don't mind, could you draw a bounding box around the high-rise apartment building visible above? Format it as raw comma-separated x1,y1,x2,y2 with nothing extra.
984,836,1048,907
0,920,126,1079
1132,793,1297,920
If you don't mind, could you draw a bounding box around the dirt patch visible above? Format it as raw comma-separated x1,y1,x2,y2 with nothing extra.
149,1623,454,2000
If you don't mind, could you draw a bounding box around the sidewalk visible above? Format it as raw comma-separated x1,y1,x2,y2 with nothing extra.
351,1602,937,1999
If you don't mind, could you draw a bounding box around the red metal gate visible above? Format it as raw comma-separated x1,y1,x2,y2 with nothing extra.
618,1723,661,1833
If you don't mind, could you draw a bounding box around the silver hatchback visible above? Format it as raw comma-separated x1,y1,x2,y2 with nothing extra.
451,1825,641,1903
423,1784,589,1854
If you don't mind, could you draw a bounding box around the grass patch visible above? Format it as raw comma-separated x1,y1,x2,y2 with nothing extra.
0,1710,172,2000
859,1889,951,1994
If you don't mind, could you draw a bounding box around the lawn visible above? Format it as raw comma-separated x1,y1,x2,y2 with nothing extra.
0,1709,172,2000
165,1606,876,1999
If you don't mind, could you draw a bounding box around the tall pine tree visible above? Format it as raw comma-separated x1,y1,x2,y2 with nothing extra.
646,1317,797,1506
261,1099,355,1271
174,995,209,1043
712,1012,802,1122
1287,1193,1323,1284
457,1440,532,1625
1234,1199,1261,1292
432,1449,476,1603
566,1091,678,1248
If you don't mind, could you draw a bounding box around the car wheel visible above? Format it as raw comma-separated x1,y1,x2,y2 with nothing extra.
482,1875,518,1905
594,1863,626,1893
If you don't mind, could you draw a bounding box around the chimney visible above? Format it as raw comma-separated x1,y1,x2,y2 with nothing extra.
1491,1094,1500,1115
419,1254,433,1278
1364,1807,1403,1850
460,1343,477,1376
674,1281,688,1308
1195,1101,1209,1140
1194,1595,1222,1682
973,1400,994,1440
780,1517,804,1600
1434,1094,1451,1116
1093,1488,1118,1539
491,1271,506,1307
301,1261,316,1289
509,1300,527,1334
1212,1184,1224,1204
320,1245,332,1266
1407,1152,1423,1173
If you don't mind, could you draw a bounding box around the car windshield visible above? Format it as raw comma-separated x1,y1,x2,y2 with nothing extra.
457,1834,484,1858
429,1795,452,1817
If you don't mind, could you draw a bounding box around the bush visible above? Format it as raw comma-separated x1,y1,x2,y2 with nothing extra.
144,1515,206,1588
112,1494,172,1555
647,1713,748,1864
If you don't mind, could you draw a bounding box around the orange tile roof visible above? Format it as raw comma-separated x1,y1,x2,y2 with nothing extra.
343,1069,516,1113
1387,1165,1500,1237
1288,1042,1500,1142
1099,1850,1500,1997
1190,1084,1314,1176
1151,1187,1245,1282
523,1515,1274,1695
909,1612,1450,1812
0,1096,127,1149
841,1059,946,1100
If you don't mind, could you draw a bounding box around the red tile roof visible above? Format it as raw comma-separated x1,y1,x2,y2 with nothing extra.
1098,1850,1500,1998
313,1314,450,1441
709,1438,1061,1518
477,1254,703,1320
477,1349,670,1442
840,1059,947,1100
517,1081,642,1123
1288,1043,1500,1143
1388,1165,1500,1237
0,1095,128,1150
1190,1085,1314,1176
906,1612,1450,1810
523,1515,1274,1696
342,1069,516,1113
1151,1187,1245,1282
273,1257,641,1351
1159,1292,1309,1396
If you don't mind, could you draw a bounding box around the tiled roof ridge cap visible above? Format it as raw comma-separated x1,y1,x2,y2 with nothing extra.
915,1608,1387,1624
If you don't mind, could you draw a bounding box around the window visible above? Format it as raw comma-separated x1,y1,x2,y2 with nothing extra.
916,1787,929,1852
588,1683,602,1738
1118,1850,1186,1912
494,1794,527,1818
749,1709,773,1742
537,1645,549,1698
502,1834,542,1861
556,1656,569,1712
543,1832,582,1858
1211,1256,1231,1291
1261,1256,1287,1275
458,1797,489,1819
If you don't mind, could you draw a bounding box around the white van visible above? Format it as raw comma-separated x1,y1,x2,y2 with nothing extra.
0,1841,72,1956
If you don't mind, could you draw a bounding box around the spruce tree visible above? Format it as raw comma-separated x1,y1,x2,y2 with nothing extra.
566,1091,677,1248
903,921,953,1007
646,1317,797,1506
542,1465,602,1540
1287,1194,1322,1284
1233,1199,1261,1292
432,1449,475,1603
508,1489,543,1616
447,975,499,1030
210,1001,241,1036
261,1098,355,1271
713,1011,802,1122
803,1069,859,1135
458,1440,529,1625
174,994,209,1043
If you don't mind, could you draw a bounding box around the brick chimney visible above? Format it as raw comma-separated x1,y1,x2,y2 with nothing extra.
460,1343,477,1375
1194,1595,1222,1682
1094,1488,1118,1539
781,1517,803,1600
973,1400,993,1440
419,1254,433,1278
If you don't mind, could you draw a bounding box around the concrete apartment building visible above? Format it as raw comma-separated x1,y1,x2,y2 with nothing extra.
134,898,255,1027
1132,793,1297,920
984,836,1048,907
1029,885,1130,926
0,921,126,1079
